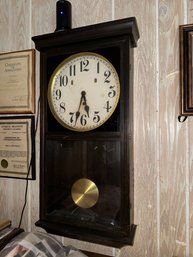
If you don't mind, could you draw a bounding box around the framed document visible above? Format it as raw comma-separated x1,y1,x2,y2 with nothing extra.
0,116,35,179
180,24,193,115
0,49,35,114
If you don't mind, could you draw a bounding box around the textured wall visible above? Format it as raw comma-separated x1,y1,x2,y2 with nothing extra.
0,0,192,256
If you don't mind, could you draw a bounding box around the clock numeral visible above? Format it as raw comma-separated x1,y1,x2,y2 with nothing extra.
97,61,100,73
80,60,89,72
80,114,87,126
104,100,112,113
60,75,68,86
69,112,75,123
55,89,61,100
70,65,76,76
93,111,100,123
108,86,116,98
104,70,111,83
69,112,87,126
69,113,87,126
59,102,66,113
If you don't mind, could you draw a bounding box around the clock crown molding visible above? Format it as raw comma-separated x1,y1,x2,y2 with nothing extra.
32,17,139,50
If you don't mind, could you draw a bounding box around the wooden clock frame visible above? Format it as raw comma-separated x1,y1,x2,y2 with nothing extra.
32,17,139,247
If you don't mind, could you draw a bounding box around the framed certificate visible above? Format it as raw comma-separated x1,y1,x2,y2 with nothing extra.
0,116,35,179
180,24,193,115
0,49,35,114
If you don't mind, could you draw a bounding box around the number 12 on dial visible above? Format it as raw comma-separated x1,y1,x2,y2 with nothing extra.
48,52,120,132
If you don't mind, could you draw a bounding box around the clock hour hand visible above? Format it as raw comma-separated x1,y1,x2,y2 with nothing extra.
82,91,90,117
84,104,90,118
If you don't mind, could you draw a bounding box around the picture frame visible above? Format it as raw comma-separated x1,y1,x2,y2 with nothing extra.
0,49,35,114
0,116,35,180
180,24,193,115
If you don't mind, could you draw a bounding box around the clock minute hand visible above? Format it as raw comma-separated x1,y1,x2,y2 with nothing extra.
74,93,84,126
74,111,80,126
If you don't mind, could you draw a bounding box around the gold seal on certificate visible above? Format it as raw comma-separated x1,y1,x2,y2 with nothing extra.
1,159,8,169
0,117,35,179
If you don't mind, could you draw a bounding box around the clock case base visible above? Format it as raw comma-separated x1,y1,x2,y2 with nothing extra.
35,220,137,248
32,17,139,247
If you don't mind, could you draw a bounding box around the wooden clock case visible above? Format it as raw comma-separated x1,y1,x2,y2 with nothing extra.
32,17,139,247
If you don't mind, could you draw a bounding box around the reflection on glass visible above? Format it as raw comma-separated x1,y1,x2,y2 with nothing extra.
46,140,121,228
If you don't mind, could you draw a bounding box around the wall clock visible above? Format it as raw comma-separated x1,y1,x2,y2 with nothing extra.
47,52,120,132
32,17,139,247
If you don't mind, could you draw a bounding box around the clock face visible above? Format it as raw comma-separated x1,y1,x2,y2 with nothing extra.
47,52,120,132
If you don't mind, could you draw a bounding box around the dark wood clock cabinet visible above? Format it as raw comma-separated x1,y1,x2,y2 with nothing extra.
32,17,139,247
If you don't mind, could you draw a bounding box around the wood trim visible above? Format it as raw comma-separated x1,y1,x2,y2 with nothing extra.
83,250,109,257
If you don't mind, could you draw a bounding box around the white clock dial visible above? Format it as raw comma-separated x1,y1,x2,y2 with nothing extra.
48,52,120,132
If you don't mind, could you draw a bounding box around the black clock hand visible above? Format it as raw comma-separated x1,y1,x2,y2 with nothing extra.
75,91,90,126
84,104,90,118
74,92,84,126
82,91,90,117
74,111,80,126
